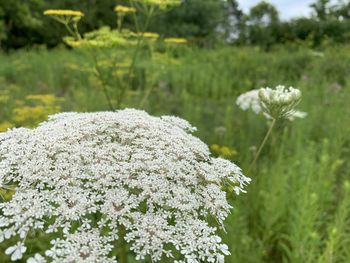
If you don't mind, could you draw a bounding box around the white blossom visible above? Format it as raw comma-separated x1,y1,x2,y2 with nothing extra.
27,253,46,263
258,85,302,119
5,242,26,261
236,89,261,114
287,110,307,121
236,85,305,120
0,109,249,262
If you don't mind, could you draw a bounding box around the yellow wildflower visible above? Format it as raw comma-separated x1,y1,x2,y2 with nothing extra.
210,144,238,159
136,0,181,8
26,94,60,104
0,122,12,132
220,146,238,158
114,5,136,14
43,9,84,17
12,94,62,128
113,69,128,77
141,32,160,39
164,37,188,44
0,94,9,103
210,144,221,153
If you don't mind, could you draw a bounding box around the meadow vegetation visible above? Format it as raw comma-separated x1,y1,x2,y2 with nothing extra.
0,41,349,262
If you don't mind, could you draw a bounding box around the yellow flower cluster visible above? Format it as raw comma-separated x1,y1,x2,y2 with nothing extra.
137,0,181,8
164,37,188,44
210,144,238,159
114,5,136,14
0,122,12,132
12,94,63,128
43,9,84,17
141,32,160,39
64,27,137,48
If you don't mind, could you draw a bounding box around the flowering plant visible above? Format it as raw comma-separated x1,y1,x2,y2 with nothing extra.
0,109,249,262
236,85,306,169
43,1,187,110
236,85,306,120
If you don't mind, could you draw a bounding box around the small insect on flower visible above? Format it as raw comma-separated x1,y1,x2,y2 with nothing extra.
164,37,188,44
0,109,250,262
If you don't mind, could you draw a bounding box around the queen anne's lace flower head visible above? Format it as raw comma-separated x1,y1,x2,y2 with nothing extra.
236,85,305,120
0,109,250,262
259,85,301,119
236,89,261,114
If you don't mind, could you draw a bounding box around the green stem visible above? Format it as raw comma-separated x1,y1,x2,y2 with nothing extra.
72,21,82,40
119,5,154,108
249,118,276,171
118,225,128,263
92,52,115,110
63,22,76,38
117,15,124,33
139,83,154,108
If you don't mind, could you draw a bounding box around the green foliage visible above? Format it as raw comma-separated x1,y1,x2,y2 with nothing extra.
0,0,45,48
149,0,226,45
310,0,332,20
1,44,350,261
1,0,350,49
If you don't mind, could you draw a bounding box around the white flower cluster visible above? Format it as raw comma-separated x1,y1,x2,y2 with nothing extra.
0,109,250,262
235,89,261,114
236,85,306,120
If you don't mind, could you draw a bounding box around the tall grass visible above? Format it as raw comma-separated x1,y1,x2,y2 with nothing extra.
0,44,349,262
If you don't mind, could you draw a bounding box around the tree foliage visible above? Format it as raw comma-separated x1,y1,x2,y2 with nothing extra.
1,0,350,49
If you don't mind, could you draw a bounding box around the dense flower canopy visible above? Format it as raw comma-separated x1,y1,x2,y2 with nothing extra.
0,109,250,262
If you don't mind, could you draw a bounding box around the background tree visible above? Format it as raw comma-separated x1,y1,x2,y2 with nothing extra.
240,1,280,50
310,0,332,20
0,0,44,49
150,0,227,46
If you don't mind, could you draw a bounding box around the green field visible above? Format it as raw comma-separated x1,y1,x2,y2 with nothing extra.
1,44,350,262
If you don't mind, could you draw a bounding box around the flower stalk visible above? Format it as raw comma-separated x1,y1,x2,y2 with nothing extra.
118,225,128,263
249,118,276,171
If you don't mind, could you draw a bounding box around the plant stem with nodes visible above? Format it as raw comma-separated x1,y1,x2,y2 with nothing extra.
249,118,276,171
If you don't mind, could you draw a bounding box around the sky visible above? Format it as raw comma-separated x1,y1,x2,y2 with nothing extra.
237,0,316,20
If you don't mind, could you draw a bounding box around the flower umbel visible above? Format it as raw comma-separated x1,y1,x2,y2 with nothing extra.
141,32,160,39
236,85,305,121
43,9,84,17
164,37,188,44
134,0,181,9
0,109,249,262
114,5,136,14
43,9,84,40
259,85,302,119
